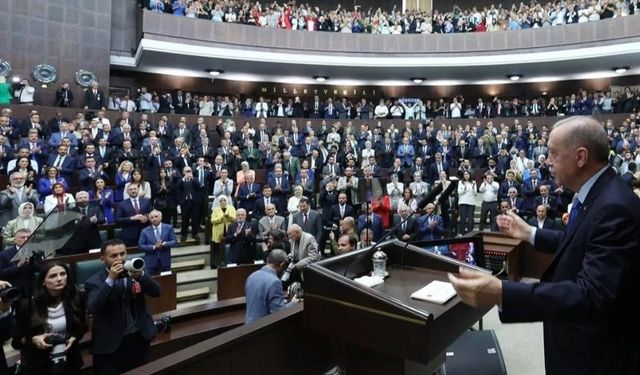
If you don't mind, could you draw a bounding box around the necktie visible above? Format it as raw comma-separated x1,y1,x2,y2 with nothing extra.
55,157,62,168
81,207,87,216
303,214,308,225
154,226,161,241
340,205,345,218
133,199,139,213
402,222,406,232
277,177,280,187
533,180,537,188
567,197,582,233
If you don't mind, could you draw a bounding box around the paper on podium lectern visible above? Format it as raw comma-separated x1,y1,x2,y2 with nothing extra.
410,280,457,304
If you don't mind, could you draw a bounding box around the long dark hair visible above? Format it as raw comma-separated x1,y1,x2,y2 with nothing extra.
31,262,84,332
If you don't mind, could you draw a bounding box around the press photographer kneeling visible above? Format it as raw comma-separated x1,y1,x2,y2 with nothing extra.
12,262,87,375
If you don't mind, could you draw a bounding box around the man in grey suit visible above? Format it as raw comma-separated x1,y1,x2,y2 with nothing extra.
286,224,318,276
292,197,323,243
0,172,39,228
258,203,286,239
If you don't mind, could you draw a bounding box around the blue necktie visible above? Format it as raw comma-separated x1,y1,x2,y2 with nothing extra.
566,198,582,233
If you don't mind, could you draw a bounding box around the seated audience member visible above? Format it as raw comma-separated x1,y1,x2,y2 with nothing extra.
1,203,41,249
37,166,68,203
85,239,161,374
58,191,105,255
528,205,557,230
337,234,358,255
245,249,299,323
115,184,152,247
210,196,236,268
12,262,87,375
0,229,31,291
226,208,258,264
90,178,115,224
418,203,444,240
44,182,76,214
139,210,177,275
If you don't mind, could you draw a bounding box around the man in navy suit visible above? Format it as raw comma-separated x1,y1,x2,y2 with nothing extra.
237,172,262,213
86,239,161,374
391,204,418,241
356,203,384,242
115,184,152,247
417,203,444,240
47,144,76,183
226,208,258,264
505,187,525,216
329,193,356,226
267,165,291,203
58,191,105,255
450,117,640,375
138,210,177,275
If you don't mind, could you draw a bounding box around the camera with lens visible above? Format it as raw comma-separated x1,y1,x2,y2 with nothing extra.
0,287,21,305
154,314,172,334
44,333,67,346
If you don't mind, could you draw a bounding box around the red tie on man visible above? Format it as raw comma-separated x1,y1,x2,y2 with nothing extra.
133,199,140,214
303,214,308,226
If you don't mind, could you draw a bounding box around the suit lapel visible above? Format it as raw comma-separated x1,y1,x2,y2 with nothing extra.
544,169,614,278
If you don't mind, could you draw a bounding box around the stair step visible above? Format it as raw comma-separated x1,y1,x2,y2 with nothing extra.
176,269,217,285
176,287,211,302
171,259,205,272
177,293,218,309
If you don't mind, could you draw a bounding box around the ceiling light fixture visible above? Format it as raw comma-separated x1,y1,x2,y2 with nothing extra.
613,66,630,74
11,76,20,83
507,74,523,81
411,78,425,84
205,69,224,76
313,75,328,82
542,91,548,95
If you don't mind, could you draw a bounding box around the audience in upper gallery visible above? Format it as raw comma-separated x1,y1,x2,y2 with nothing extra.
144,0,636,34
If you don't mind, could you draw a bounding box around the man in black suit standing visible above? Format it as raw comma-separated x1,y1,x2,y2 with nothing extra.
177,166,203,242
115,184,151,247
450,117,640,375
86,239,161,375
83,81,106,111
527,205,557,230
391,204,418,241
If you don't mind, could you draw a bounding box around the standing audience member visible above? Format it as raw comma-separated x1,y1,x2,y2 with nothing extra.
478,172,499,230
0,172,39,228
245,249,299,323
12,263,87,374
86,239,161,375
210,196,236,268
457,171,477,235
115,184,151,247
0,229,31,292
138,210,177,275
59,191,105,255
225,208,257,264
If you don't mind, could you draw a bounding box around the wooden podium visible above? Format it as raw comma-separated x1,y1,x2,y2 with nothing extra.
303,240,492,374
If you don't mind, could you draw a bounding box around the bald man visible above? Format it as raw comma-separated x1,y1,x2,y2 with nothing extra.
286,224,318,278
449,117,640,375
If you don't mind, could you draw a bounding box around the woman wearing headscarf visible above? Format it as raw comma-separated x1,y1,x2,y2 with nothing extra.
210,196,236,268
1,202,42,248
43,183,75,214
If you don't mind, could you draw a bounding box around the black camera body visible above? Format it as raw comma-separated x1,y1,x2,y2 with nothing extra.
0,287,21,305
45,333,67,346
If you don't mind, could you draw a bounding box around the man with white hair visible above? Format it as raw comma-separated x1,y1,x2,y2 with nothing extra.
226,208,258,264
286,224,318,279
0,172,39,228
258,203,286,239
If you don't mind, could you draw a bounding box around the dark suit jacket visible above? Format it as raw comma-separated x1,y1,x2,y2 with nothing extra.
237,183,263,212
59,204,105,255
328,203,356,225
391,215,418,240
292,210,323,242
253,196,283,219
85,269,161,355
225,221,257,264
84,89,106,110
0,246,26,290
501,168,640,375
527,217,557,230
115,198,152,245
357,214,385,242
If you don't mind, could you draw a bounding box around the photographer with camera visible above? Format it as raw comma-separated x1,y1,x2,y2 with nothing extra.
12,262,86,375
85,239,161,374
13,79,35,105
245,249,299,323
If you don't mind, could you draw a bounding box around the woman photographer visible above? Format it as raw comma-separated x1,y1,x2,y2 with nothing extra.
12,262,86,374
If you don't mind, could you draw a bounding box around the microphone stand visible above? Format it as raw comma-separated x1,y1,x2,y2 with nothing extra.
342,182,445,278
